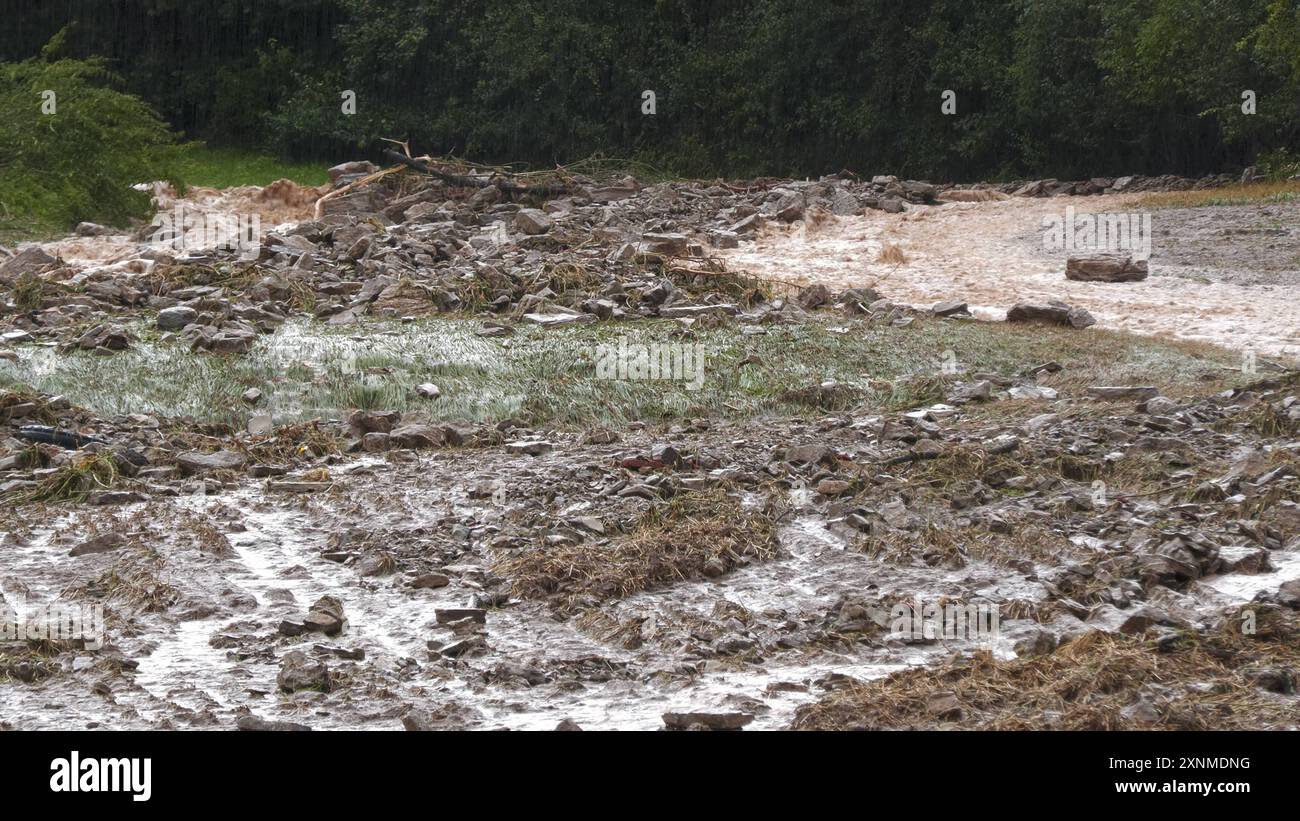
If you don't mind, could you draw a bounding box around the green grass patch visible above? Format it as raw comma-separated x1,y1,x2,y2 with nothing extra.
0,315,1250,430
172,145,329,189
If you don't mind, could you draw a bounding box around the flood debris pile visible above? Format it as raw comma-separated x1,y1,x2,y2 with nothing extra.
0,160,1235,362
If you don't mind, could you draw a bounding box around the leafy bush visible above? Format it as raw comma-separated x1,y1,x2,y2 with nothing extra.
0,33,184,237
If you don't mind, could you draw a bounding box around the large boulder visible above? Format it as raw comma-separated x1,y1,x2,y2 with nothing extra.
1065,255,1149,283
1006,301,1096,329
0,247,57,284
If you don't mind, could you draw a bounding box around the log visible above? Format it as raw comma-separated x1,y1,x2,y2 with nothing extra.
382,151,570,199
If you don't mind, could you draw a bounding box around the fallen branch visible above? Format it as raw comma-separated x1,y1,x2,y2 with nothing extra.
382,150,570,198
312,165,405,220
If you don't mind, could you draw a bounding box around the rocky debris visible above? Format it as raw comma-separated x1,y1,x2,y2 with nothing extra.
1087,386,1159,401
410,572,450,589
64,323,134,352
514,208,553,235
156,306,198,330
0,246,57,283
235,714,312,731
662,711,754,730
279,596,346,637
75,222,117,238
435,608,487,625
176,450,246,474
931,300,970,317
1065,255,1149,283
276,650,331,693
506,440,553,456
1006,301,1096,329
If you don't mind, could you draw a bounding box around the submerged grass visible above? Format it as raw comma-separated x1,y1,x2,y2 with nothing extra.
0,313,1248,429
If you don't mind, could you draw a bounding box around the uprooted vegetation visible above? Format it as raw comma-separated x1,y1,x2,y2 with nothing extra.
496,488,779,612
792,606,1300,730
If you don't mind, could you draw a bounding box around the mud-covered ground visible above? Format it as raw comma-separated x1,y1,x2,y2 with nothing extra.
2,166,1298,730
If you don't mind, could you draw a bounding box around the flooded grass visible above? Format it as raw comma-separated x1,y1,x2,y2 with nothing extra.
0,314,1245,429
1137,180,1300,209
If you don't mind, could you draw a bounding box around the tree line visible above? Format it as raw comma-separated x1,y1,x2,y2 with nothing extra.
2,0,1298,180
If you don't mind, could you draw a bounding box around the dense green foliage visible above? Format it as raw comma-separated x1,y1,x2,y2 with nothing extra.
0,34,183,235
2,0,1299,179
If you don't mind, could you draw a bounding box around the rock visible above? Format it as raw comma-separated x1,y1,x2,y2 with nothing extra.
1012,628,1058,657
388,424,449,449
1243,667,1294,694
1006,301,1096,329
69,532,125,557
303,596,345,635
75,222,115,237
87,491,146,505
1087,386,1159,401
931,300,970,317
514,208,553,235
1065,255,1149,282
176,450,246,474
328,160,378,183
1142,396,1179,415
1086,603,1163,635
415,382,441,399
797,283,832,309
0,246,57,282
435,608,487,625
277,650,330,693
241,388,263,405
506,440,552,456
1269,578,1300,609
247,413,273,436
662,711,754,731
410,573,450,590
783,443,837,467
949,380,992,402
1215,545,1271,574
437,636,488,658
816,478,852,496
348,409,400,435
926,691,963,720
156,306,198,330
235,714,312,731
522,312,594,327
555,719,583,731
639,233,689,256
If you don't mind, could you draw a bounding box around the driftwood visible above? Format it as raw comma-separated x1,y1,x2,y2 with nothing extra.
381,150,571,198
